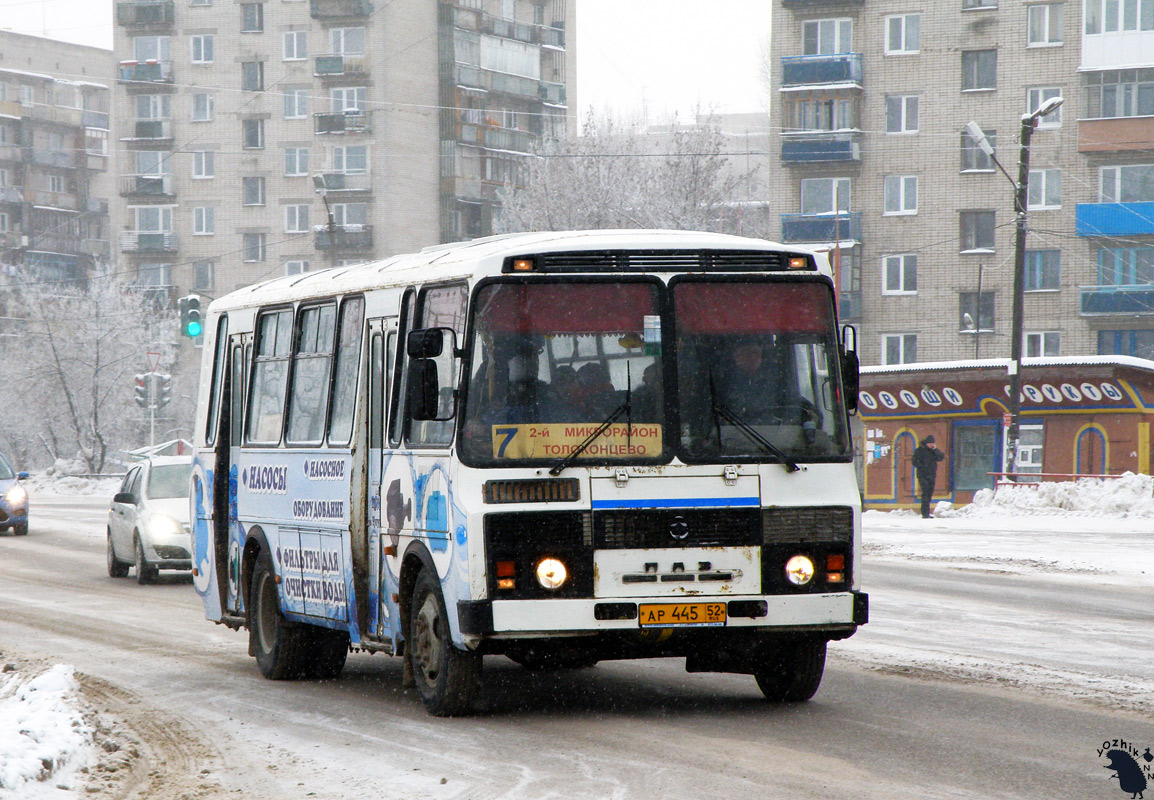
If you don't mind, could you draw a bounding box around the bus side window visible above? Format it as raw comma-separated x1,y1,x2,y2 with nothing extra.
327,296,365,447
388,290,414,447
230,344,245,446
205,315,228,446
368,333,383,450
407,283,467,447
246,309,294,445
285,303,337,446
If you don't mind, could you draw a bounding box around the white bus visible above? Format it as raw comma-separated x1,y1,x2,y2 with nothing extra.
189,229,867,716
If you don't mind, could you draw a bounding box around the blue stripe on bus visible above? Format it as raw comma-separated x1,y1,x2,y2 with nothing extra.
591,497,760,510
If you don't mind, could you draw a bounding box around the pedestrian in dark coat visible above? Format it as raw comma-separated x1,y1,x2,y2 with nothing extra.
911,435,945,519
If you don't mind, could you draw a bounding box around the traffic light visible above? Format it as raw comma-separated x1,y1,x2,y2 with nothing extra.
179,295,202,338
157,374,172,408
134,374,149,408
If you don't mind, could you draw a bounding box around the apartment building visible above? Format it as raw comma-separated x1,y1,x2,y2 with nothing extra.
766,0,1154,366
0,31,112,285
111,0,574,299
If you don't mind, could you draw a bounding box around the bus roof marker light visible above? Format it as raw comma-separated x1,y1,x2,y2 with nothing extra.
788,256,809,270
512,258,535,272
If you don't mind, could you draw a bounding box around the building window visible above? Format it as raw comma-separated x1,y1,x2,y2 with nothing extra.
192,151,214,178
1099,330,1154,359
243,119,265,149
285,204,310,233
241,3,264,32
882,333,917,365
137,263,172,287
242,177,266,206
1028,168,1061,209
331,144,368,173
1025,331,1060,357
190,0,211,5
1025,249,1061,290
1100,164,1154,202
1098,246,1154,285
802,19,852,55
243,233,266,262
1028,3,1064,43
285,147,309,176
137,150,169,176
883,175,918,215
330,86,366,112
800,177,851,215
190,34,213,64
193,206,214,235
1027,88,1063,127
961,128,997,171
85,128,108,156
133,35,170,63
0,212,9,232
284,88,308,119
963,0,998,9
885,14,920,54
285,260,311,276
961,210,996,251
959,292,996,332
1084,69,1154,118
882,254,918,294
1084,0,1154,33
962,49,997,91
48,174,64,193
885,95,919,133
191,92,213,121
194,260,215,291
330,26,366,54
332,202,367,226
283,31,307,60
242,62,265,92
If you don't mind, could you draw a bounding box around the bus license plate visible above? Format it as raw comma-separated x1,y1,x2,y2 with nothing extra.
638,602,726,628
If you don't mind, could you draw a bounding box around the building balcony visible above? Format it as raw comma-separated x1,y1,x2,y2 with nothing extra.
118,60,174,86
310,0,372,18
0,186,23,204
1080,284,1154,315
539,81,566,106
120,231,178,253
783,0,864,6
482,15,539,45
781,131,862,163
0,99,22,119
780,53,862,88
314,54,368,78
317,171,372,192
1076,202,1154,236
119,174,175,198
116,1,174,26
314,110,370,134
20,103,83,127
30,149,78,169
82,238,110,258
453,64,545,101
541,26,565,49
839,291,862,322
22,189,77,210
456,122,536,153
780,212,862,243
27,232,82,254
1078,116,1154,154
314,224,373,250
122,119,173,141
0,144,23,163
82,110,110,130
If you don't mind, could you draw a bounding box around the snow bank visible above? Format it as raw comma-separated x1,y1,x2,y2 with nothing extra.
0,664,91,797
22,457,122,498
938,472,1154,518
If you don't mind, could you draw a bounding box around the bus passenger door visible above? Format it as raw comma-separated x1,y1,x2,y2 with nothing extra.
222,334,250,615
366,318,399,640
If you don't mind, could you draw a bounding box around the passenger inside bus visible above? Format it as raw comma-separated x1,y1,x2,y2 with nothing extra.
631,362,662,421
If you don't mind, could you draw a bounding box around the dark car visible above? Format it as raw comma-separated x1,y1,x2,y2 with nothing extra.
0,453,29,536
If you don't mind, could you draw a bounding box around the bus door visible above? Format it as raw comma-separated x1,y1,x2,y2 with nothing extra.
366,318,400,640
223,333,250,615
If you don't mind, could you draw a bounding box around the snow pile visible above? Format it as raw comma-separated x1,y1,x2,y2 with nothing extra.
23,457,122,498
0,664,91,796
939,471,1154,518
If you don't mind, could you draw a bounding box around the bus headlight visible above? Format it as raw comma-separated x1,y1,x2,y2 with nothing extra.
785,555,815,586
5,484,27,508
535,558,568,590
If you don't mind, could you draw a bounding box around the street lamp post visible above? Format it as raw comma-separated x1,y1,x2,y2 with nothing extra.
965,94,1063,480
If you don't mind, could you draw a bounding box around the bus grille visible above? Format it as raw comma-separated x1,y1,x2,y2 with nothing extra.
761,506,854,545
594,508,761,549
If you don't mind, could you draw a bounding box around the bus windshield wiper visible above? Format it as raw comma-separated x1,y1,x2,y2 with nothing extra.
549,368,632,476
708,370,801,473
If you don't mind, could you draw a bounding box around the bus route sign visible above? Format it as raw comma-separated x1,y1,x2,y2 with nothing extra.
491,423,662,460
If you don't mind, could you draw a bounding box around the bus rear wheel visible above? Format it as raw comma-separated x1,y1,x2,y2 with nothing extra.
753,639,827,702
250,548,310,680
407,568,480,716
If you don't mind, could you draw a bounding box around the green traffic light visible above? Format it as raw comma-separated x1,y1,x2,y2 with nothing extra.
186,320,203,337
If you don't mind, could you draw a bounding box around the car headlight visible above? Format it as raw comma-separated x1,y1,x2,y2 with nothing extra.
149,514,181,538
785,555,815,586
5,485,27,507
535,558,568,590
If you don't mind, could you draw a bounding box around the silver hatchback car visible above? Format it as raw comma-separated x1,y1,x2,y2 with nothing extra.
107,456,193,584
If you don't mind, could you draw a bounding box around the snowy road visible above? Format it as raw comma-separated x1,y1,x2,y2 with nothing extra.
1,494,1151,799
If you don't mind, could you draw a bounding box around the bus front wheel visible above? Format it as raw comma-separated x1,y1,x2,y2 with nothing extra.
250,548,310,680
407,568,481,716
753,639,827,702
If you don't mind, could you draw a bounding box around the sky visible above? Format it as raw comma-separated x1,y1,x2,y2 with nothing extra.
0,0,772,121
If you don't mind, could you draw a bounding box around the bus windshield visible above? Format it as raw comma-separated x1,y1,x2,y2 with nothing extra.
460,277,850,467
461,280,667,466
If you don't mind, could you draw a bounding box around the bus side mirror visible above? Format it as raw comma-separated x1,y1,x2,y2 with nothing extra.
408,359,441,420
840,325,859,414
408,327,454,358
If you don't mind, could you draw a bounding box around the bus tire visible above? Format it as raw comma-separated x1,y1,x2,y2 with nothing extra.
107,531,129,578
306,627,350,680
135,536,158,585
407,568,480,716
250,548,310,680
753,639,826,702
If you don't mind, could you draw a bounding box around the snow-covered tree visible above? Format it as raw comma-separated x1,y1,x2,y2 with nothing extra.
496,110,767,237
0,272,179,474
